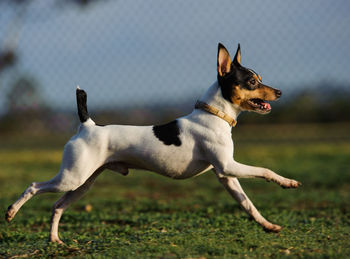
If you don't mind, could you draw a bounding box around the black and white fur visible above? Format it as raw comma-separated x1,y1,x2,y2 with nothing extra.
6,43,300,244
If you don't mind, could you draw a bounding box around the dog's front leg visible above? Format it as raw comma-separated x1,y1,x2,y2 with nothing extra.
213,158,300,188
215,173,282,232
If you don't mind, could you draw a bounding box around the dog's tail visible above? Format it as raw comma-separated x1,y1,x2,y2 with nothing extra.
76,86,91,123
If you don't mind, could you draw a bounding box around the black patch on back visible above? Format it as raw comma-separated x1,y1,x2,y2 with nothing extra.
153,120,182,146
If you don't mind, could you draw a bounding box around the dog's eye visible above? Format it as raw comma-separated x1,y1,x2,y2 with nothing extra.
249,79,256,85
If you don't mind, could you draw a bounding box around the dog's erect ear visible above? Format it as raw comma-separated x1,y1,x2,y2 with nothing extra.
233,43,241,66
217,43,232,76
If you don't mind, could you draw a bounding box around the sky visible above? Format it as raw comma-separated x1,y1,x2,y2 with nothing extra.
0,0,349,111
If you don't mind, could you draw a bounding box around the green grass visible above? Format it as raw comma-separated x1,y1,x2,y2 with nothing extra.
0,126,350,258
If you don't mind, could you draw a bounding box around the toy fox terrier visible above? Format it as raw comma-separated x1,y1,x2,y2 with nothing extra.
6,43,300,244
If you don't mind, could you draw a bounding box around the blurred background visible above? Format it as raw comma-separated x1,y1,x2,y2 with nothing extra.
0,0,349,143
1,3,350,256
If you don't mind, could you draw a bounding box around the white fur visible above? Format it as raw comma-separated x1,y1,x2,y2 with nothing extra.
6,81,300,244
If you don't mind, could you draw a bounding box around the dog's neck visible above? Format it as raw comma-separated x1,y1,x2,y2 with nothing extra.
198,81,241,122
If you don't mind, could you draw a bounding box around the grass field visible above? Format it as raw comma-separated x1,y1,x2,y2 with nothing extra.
0,123,350,258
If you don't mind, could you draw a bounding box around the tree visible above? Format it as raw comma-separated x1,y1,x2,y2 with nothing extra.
6,76,47,113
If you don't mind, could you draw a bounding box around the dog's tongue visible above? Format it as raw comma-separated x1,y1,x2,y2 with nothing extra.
262,102,271,110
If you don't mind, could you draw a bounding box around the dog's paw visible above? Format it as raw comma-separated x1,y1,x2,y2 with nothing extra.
5,205,16,223
281,179,301,189
49,236,65,245
263,223,282,233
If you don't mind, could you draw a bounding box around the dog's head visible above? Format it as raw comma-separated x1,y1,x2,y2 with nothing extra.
217,43,281,114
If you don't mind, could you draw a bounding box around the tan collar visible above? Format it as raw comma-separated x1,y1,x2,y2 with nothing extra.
195,100,237,127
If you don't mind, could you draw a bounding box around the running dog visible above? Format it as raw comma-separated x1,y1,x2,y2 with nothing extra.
6,43,301,244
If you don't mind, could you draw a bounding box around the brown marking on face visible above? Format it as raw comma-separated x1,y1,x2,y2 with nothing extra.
231,84,279,111
252,74,259,82
258,74,262,81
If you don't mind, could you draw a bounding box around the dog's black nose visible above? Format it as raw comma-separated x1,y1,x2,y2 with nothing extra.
275,90,282,98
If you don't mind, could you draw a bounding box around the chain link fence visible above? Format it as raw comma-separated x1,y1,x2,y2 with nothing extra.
0,0,349,139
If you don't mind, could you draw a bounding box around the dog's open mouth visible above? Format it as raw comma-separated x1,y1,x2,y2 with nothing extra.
247,98,271,113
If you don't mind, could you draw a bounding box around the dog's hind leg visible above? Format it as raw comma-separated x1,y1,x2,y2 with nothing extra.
5,179,64,223
49,168,103,244
6,165,96,223
216,173,282,232
6,141,103,223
